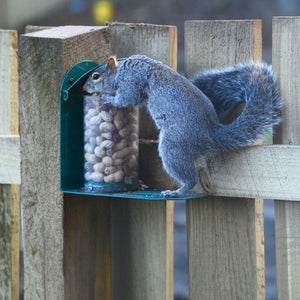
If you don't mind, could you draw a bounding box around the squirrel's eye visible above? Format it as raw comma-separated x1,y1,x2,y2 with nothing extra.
92,72,101,81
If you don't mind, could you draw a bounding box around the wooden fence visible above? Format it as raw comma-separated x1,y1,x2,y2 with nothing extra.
0,17,299,300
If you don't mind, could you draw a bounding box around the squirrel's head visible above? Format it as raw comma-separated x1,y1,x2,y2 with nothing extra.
83,56,118,96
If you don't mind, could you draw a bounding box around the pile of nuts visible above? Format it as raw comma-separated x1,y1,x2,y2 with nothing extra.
83,95,138,191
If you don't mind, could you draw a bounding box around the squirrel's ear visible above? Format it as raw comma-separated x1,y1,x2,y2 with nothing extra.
107,56,118,74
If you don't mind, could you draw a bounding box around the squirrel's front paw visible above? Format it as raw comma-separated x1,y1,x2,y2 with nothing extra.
161,190,180,198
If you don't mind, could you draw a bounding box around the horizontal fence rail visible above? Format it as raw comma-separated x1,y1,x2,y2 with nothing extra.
195,144,300,201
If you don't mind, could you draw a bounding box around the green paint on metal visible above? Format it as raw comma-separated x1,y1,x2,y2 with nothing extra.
60,60,100,192
62,189,207,200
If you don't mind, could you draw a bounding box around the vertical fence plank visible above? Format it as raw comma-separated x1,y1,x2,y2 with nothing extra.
272,16,300,299
0,30,19,300
185,20,265,300
19,26,111,299
64,195,111,300
108,22,176,300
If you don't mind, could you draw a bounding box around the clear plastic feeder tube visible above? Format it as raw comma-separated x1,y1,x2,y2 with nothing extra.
83,95,139,192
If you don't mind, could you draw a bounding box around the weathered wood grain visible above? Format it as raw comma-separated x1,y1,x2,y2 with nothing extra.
19,26,110,299
109,22,176,300
0,29,19,300
185,20,265,300
0,186,12,299
186,196,262,298
139,141,300,200
64,195,111,300
111,199,174,300
0,31,12,134
193,145,300,201
109,22,177,140
23,25,111,299
273,16,300,299
184,19,262,77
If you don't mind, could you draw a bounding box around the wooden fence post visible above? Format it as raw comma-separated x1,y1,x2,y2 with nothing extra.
272,16,300,299
19,26,111,299
108,22,176,300
0,29,19,300
184,20,265,300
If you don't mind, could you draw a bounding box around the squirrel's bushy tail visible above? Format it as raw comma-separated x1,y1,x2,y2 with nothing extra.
191,62,282,151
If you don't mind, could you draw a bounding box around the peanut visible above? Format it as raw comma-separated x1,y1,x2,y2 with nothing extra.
89,114,102,125
94,146,106,158
100,140,114,149
104,170,124,183
94,162,105,172
85,153,99,164
100,110,113,122
99,122,115,132
90,172,104,182
102,156,113,166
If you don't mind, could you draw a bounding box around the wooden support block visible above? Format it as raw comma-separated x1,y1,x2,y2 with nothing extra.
185,20,265,300
0,29,19,300
108,22,176,300
19,26,110,299
273,16,300,298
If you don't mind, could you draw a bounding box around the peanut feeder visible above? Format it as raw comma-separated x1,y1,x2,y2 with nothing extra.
60,60,139,195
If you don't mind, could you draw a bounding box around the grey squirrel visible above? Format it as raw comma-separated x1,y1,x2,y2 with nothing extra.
83,55,282,197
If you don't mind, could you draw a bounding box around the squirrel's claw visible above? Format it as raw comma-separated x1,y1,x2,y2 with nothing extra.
161,190,180,198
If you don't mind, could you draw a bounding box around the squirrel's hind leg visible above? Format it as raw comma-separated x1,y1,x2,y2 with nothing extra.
161,183,196,198
159,146,199,198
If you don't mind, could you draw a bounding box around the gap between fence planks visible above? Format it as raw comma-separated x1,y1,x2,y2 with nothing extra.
185,20,265,300
0,29,19,300
273,16,300,298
